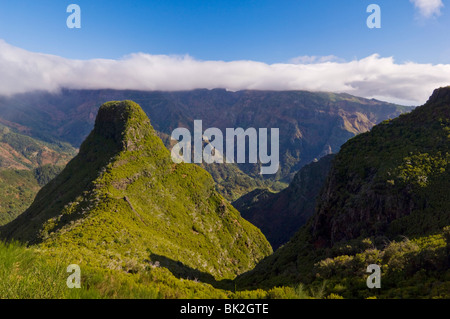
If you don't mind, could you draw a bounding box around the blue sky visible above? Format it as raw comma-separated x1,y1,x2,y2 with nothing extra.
0,1,449,105
0,0,449,63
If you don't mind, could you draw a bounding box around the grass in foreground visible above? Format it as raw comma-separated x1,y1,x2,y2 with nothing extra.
0,241,319,299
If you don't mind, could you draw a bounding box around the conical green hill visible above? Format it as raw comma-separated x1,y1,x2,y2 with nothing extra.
0,100,272,279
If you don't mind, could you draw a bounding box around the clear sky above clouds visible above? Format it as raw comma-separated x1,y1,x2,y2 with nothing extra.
0,0,449,105
0,0,449,63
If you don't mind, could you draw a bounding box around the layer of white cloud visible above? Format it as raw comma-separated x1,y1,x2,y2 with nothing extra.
1,40,450,105
410,0,444,18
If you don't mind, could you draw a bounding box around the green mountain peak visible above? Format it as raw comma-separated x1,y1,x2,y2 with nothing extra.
93,100,149,149
427,86,450,105
0,100,272,280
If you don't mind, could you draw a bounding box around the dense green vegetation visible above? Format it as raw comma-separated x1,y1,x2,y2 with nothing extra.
201,162,287,202
33,164,65,187
0,170,40,226
237,87,450,298
0,241,330,299
237,223,450,299
312,227,450,299
5,227,447,299
0,100,314,298
0,166,65,226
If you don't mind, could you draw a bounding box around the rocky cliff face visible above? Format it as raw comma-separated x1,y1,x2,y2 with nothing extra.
312,86,450,247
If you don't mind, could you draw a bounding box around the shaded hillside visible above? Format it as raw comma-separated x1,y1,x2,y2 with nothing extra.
0,170,41,226
0,101,272,280
236,87,450,296
233,154,335,249
312,87,450,247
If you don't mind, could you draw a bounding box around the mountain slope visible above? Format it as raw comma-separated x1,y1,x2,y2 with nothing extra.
0,100,272,280
233,154,335,249
312,87,450,247
0,122,75,170
0,170,41,226
0,123,76,225
237,87,450,293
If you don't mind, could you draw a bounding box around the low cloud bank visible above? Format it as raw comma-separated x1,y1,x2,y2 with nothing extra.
1,40,449,105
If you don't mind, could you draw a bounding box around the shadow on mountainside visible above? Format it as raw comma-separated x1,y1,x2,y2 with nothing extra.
149,253,235,291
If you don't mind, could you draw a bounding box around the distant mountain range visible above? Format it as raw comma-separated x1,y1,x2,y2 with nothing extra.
0,89,411,201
